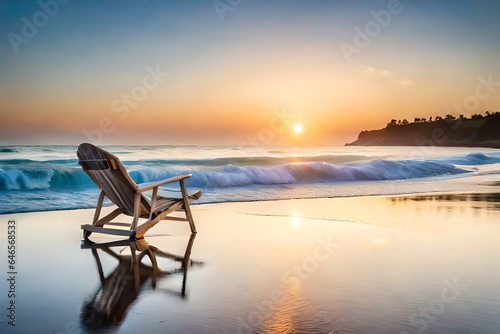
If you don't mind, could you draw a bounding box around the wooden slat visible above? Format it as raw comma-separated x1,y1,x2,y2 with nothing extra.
79,159,109,170
105,222,132,227
81,224,135,237
81,239,131,249
161,216,188,222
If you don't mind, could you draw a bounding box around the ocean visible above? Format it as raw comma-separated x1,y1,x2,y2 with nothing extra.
1,145,500,214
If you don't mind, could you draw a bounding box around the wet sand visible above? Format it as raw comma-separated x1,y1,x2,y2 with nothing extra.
1,193,500,333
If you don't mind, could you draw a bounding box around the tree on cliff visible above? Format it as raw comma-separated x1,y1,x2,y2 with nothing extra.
386,119,398,127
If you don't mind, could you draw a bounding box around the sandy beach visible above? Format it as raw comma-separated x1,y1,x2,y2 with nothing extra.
1,190,500,334
3,0,500,332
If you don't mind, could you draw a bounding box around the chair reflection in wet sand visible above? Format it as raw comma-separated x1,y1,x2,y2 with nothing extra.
80,234,201,328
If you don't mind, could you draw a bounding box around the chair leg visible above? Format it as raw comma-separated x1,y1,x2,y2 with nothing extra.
184,205,197,234
84,190,106,238
180,179,197,234
135,202,183,239
93,209,123,227
130,193,142,232
92,190,106,224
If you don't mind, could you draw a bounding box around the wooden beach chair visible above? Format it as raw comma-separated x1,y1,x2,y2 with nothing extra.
77,143,202,239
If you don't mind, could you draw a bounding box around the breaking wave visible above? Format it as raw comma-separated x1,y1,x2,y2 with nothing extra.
0,159,469,191
2,148,499,214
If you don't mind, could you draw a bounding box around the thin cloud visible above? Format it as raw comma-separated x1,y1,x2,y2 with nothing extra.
366,66,414,87
395,79,415,86
366,66,392,77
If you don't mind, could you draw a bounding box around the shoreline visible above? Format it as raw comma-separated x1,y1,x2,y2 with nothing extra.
3,145,499,215
345,143,500,149
1,190,500,333
3,186,500,217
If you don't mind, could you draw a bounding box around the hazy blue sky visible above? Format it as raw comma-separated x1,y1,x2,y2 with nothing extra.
1,0,499,145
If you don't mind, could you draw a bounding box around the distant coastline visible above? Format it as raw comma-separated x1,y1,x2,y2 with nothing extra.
346,112,500,148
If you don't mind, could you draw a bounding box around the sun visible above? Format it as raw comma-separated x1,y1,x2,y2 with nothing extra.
293,124,303,134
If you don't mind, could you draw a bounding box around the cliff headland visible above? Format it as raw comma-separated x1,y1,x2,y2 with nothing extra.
346,112,500,148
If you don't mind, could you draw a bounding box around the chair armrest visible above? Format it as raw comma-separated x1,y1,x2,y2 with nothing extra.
137,174,192,193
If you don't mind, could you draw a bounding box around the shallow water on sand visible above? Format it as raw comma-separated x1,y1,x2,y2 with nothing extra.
1,193,499,333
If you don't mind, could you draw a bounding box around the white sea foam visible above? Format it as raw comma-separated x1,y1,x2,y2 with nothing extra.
1,145,499,214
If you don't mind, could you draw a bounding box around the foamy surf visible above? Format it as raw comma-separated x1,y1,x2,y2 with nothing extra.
1,145,499,214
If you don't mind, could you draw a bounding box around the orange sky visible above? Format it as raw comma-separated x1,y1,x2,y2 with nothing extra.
1,1,500,146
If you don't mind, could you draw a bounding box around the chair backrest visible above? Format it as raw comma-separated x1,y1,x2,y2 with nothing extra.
77,143,149,216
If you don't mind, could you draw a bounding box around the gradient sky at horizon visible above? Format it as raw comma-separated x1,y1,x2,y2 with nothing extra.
1,0,500,146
